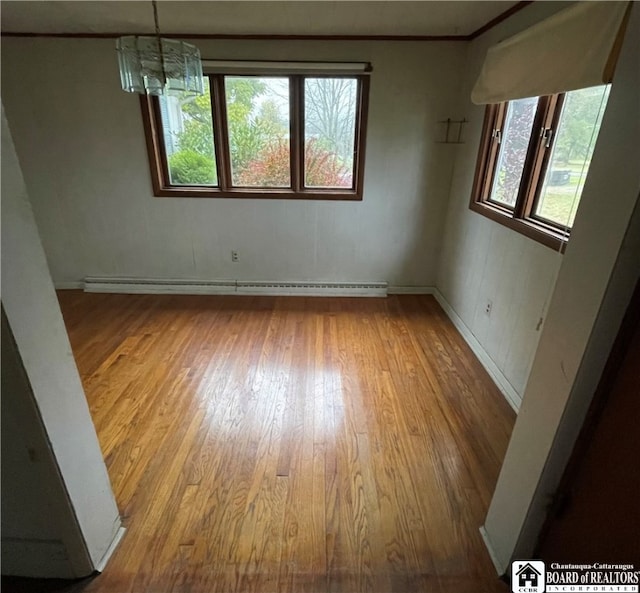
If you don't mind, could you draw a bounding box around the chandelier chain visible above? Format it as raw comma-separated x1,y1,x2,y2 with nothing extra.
152,0,161,39
151,0,166,87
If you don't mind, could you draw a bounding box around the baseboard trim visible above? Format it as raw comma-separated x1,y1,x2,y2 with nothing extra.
433,289,521,412
480,525,508,576
83,277,388,298
55,282,84,290
388,285,435,294
94,526,126,573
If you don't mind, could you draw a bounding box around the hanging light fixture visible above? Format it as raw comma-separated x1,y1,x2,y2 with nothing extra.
116,0,204,96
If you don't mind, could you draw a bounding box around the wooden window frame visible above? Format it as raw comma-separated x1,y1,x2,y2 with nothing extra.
141,73,370,201
469,93,570,252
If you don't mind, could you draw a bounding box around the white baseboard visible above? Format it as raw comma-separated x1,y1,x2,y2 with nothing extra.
388,285,435,294
94,525,126,573
82,277,388,298
55,281,84,290
480,525,508,576
433,289,521,412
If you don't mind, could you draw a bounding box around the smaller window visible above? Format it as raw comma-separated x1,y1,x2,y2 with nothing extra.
489,97,538,209
159,87,218,187
224,76,291,189
304,77,358,189
532,86,610,228
470,85,610,250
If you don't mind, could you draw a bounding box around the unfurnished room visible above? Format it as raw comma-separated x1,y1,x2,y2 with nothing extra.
1,2,639,592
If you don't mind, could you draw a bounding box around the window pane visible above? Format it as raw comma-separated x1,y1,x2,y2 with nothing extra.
534,85,610,228
225,76,290,188
304,78,357,189
159,86,217,186
490,97,538,207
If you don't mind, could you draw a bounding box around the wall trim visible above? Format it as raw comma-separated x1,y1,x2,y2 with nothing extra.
54,281,84,290
433,289,521,412
1,2,532,42
388,285,435,295
468,1,533,39
94,526,126,573
480,525,508,576
82,277,388,297
2,31,466,42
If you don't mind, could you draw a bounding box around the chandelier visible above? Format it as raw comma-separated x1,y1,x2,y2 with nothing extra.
116,0,204,96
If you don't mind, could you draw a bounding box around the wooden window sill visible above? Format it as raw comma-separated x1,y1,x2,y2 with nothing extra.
470,201,567,252
152,187,363,201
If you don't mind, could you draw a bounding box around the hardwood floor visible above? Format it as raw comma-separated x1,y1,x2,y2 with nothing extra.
56,292,514,593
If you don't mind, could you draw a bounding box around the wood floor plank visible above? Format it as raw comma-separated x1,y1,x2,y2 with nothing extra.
54,292,515,593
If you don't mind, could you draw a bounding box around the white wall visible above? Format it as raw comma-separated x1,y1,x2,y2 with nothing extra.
517,195,640,562
437,2,572,405
1,107,123,575
1,310,91,577
1,38,466,289
483,3,640,571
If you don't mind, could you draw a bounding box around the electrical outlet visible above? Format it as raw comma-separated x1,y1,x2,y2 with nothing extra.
231,250,239,262
485,300,493,316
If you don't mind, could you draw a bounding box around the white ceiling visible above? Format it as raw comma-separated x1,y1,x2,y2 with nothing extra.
0,1,521,37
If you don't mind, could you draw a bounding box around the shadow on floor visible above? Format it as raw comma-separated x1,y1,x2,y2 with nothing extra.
1,574,97,593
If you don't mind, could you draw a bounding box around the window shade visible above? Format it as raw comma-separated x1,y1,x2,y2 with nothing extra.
202,60,372,76
471,2,630,105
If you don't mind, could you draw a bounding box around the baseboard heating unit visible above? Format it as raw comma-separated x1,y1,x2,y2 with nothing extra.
82,277,388,297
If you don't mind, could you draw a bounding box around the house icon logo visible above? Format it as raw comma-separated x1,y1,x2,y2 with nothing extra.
511,560,545,593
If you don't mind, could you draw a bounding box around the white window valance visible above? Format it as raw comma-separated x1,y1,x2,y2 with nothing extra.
471,1,630,105
202,60,372,76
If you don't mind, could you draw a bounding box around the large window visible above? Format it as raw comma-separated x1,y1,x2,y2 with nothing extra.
142,69,369,200
470,85,610,249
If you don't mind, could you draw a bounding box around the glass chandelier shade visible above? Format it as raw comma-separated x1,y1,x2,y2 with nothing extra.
117,36,205,96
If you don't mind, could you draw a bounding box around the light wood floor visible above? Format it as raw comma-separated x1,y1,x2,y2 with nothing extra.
57,292,514,593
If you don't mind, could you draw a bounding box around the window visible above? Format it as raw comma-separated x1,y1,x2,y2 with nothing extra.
470,85,610,249
141,69,369,200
